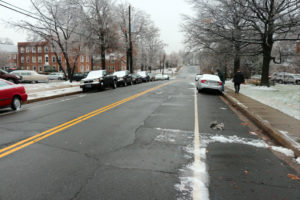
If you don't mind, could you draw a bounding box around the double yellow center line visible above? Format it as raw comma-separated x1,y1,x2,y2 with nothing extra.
0,82,172,159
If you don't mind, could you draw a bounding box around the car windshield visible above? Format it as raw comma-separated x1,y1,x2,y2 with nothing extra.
113,71,126,77
86,71,104,79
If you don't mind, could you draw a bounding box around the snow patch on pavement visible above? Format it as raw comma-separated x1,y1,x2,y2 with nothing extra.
271,146,295,157
210,135,269,148
28,87,81,100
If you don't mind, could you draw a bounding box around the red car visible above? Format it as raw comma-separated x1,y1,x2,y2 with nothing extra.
0,79,28,110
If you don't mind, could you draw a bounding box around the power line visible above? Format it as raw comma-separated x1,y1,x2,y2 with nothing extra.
0,1,89,39
0,0,36,16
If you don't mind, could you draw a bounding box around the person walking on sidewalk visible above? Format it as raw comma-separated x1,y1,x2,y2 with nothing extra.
233,68,245,94
217,69,225,92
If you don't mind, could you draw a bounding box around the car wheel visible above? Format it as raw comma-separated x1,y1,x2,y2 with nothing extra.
131,80,133,85
278,80,283,84
112,80,117,89
82,87,87,93
58,77,62,80
198,89,201,93
124,81,127,87
11,96,21,110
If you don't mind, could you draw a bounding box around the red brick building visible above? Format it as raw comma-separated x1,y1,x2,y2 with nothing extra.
17,41,127,73
17,41,92,73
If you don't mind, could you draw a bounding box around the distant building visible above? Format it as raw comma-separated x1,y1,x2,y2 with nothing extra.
0,44,18,69
17,41,127,73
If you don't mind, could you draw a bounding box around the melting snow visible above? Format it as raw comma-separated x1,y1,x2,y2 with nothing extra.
271,146,295,157
296,157,300,164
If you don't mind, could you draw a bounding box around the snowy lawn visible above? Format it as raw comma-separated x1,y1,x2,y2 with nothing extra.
225,81,300,120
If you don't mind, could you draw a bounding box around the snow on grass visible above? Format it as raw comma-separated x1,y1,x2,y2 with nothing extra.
271,146,295,157
296,157,300,164
28,87,81,100
225,81,300,120
22,81,80,92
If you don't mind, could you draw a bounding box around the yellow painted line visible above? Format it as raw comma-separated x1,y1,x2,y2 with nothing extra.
0,81,173,159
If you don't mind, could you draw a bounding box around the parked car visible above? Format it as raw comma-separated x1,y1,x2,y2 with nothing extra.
284,74,300,85
80,70,118,92
271,72,293,84
72,72,88,81
196,74,222,93
249,74,261,85
131,74,143,84
155,74,170,80
48,72,66,80
10,70,48,83
195,73,202,81
0,69,21,83
113,70,133,86
137,71,150,82
0,78,28,110
148,73,155,81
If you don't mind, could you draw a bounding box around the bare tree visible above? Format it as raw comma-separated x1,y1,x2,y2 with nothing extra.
82,0,119,70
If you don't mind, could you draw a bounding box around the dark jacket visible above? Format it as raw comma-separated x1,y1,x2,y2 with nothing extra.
233,71,245,84
218,71,225,82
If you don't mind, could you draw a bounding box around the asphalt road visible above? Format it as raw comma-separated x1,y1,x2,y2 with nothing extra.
0,66,299,200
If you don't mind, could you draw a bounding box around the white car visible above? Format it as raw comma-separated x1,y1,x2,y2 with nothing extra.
195,74,202,81
196,74,222,93
10,70,49,83
48,72,65,80
155,74,169,80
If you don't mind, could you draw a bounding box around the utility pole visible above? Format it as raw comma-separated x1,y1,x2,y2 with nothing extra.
128,5,133,73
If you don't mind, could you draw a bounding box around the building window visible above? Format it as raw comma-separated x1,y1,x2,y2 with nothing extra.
13,54,16,59
86,56,89,62
21,56,24,63
32,47,36,53
45,56,49,63
58,56,62,62
80,56,84,62
52,56,56,63
20,47,24,53
39,66,42,72
26,66,30,70
26,47,30,53
38,56,42,63
33,66,36,71
32,56,36,63
86,65,89,72
44,46,49,53
38,46,42,53
26,56,30,63
80,65,84,72
21,66,24,70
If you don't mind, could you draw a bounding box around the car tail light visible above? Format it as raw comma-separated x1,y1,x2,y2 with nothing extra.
201,80,207,83
218,81,223,85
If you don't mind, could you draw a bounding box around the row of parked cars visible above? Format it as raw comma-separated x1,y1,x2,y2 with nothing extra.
0,69,170,111
80,70,170,92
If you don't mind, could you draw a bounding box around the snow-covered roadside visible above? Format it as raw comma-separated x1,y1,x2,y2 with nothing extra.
225,81,300,120
21,81,81,100
28,87,81,100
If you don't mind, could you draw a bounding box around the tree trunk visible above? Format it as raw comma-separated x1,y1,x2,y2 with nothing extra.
260,43,273,86
101,44,106,70
233,42,241,73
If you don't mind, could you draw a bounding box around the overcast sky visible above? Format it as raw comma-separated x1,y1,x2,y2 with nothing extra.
0,0,194,53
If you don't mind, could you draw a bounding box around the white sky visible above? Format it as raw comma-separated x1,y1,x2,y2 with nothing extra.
0,0,194,53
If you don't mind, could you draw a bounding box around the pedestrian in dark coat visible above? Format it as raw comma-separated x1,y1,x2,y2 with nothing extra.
217,69,225,92
233,68,245,94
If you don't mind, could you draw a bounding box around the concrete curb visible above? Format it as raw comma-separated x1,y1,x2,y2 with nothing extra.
223,93,300,158
25,91,82,104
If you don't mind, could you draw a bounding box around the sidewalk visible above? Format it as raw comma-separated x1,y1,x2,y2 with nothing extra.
223,87,300,157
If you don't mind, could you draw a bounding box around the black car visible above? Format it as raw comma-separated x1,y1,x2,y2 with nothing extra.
137,71,150,82
0,69,21,83
80,70,117,92
72,72,88,81
131,74,143,84
113,70,133,86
